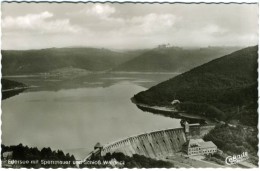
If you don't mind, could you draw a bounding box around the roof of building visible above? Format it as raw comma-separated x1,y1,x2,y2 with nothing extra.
188,139,217,149
171,100,180,104
199,141,217,149
188,139,204,147
189,123,200,126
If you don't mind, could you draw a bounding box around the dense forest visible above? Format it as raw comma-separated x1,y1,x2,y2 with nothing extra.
1,79,26,90
1,144,76,168
2,79,28,100
134,46,258,126
114,46,241,73
80,152,174,168
203,124,258,166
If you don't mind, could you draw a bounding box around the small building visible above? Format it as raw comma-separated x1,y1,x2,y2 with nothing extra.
184,139,217,156
92,142,103,158
171,100,180,105
2,151,13,168
2,151,13,160
94,142,102,150
219,121,225,125
157,43,170,49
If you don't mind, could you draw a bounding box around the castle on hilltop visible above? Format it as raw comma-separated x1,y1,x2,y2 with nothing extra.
157,43,171,49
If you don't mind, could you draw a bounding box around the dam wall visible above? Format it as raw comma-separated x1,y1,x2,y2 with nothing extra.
93,125,215,160
101,128,186,159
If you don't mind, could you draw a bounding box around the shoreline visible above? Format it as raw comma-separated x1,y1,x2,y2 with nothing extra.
2,86,30,92
131,97,213,123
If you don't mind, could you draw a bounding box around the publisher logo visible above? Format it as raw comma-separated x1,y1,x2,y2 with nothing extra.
225,152,249,165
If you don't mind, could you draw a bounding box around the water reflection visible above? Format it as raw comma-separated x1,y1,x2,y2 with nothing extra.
1,74,180,160
3,72,177,92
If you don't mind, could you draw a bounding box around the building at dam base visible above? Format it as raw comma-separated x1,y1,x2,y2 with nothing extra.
183,139,217,156
84,123,216,161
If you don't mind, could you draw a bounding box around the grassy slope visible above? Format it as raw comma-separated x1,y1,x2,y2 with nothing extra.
133,46,258,125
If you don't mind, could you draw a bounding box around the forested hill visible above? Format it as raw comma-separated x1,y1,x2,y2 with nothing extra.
2,46,241,75
1,47,137,75
113,46,242,72
133,46,258,126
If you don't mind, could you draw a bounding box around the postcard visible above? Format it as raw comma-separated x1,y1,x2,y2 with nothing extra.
1,0,258,168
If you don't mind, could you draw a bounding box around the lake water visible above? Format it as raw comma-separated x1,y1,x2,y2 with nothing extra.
1,73,181,160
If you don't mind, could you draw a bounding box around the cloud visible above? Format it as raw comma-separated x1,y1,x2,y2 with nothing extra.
81,4,116,18
1,4,258,50
202,24,228,36
2,11,81,33
77,4,177,35
71,5,178,36
128,13,177,34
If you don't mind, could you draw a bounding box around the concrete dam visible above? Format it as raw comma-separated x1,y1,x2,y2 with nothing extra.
84,124,215,161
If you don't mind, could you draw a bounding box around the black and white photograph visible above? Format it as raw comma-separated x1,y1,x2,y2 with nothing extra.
0,0,259,168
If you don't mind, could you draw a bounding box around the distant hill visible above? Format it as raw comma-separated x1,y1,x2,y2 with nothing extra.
113,46,242,72
133,46,258,126
2,46,241,75
1,47,138,75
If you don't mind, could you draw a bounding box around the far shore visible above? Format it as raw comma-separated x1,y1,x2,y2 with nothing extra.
2,71,181,78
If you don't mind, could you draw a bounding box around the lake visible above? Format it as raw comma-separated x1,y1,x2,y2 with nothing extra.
1,73,181,160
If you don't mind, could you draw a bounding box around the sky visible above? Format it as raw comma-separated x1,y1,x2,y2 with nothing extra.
1,2,258,50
